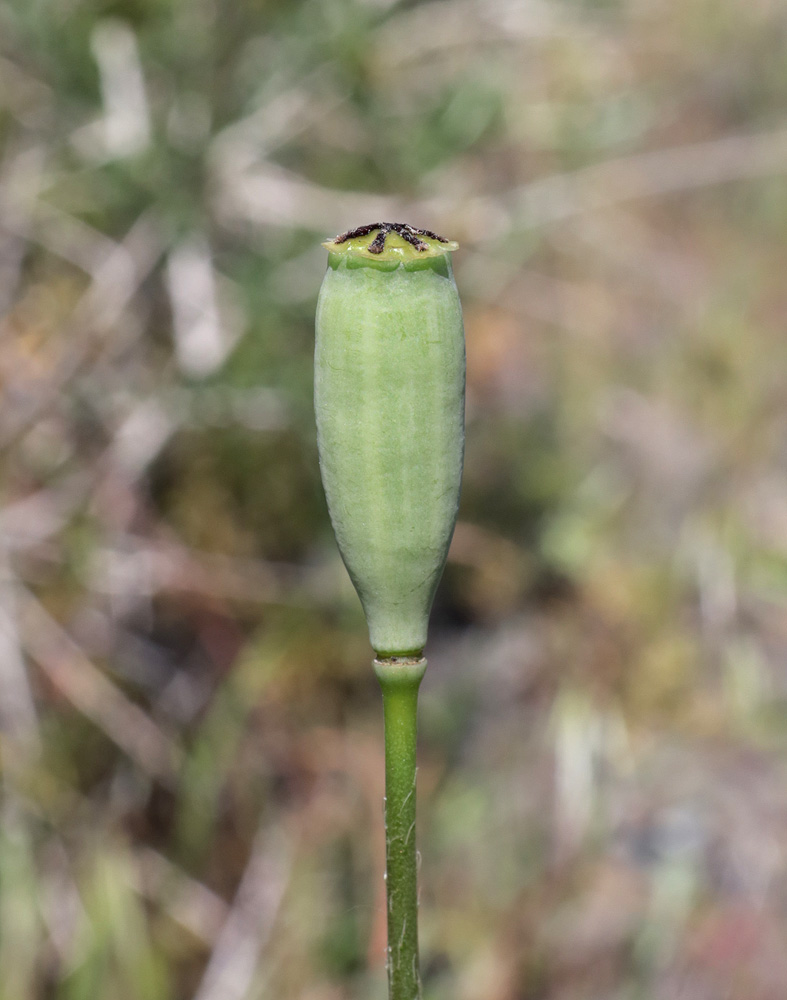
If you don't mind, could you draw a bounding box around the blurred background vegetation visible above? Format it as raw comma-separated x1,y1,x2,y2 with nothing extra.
2,0,787,997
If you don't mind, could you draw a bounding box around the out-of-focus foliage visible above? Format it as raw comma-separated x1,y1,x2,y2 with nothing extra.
2,0,787,997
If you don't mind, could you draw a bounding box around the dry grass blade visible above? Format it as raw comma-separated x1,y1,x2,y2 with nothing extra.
512,126,787,228
0,552,40,756
0,208,164,449
20,590,182,784
136,847,230,946
192,825,293,1000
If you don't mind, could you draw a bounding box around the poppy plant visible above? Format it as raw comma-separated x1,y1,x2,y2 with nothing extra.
315,223,465,999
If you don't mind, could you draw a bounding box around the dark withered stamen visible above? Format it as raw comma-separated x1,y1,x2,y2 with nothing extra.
397,228,429,251
334,222,386,242
332,221,452,254
410,227,443,241
367,229,389,254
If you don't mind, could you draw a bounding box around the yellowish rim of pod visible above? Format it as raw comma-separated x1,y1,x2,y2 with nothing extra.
322,224,459,263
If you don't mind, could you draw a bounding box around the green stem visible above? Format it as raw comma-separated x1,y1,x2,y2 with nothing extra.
374,656,427,1000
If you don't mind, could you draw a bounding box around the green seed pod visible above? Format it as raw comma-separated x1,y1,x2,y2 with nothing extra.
315,222,465,657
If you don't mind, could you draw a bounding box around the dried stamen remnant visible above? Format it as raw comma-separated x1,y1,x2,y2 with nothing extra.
331,221,454,254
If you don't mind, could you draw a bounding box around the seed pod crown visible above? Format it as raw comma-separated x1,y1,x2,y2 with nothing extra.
323,221,459,264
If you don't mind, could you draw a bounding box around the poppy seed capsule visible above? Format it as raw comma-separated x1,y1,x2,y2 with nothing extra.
315,224,465,657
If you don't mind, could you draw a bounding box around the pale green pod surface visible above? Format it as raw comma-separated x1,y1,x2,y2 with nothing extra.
315,223,465,657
